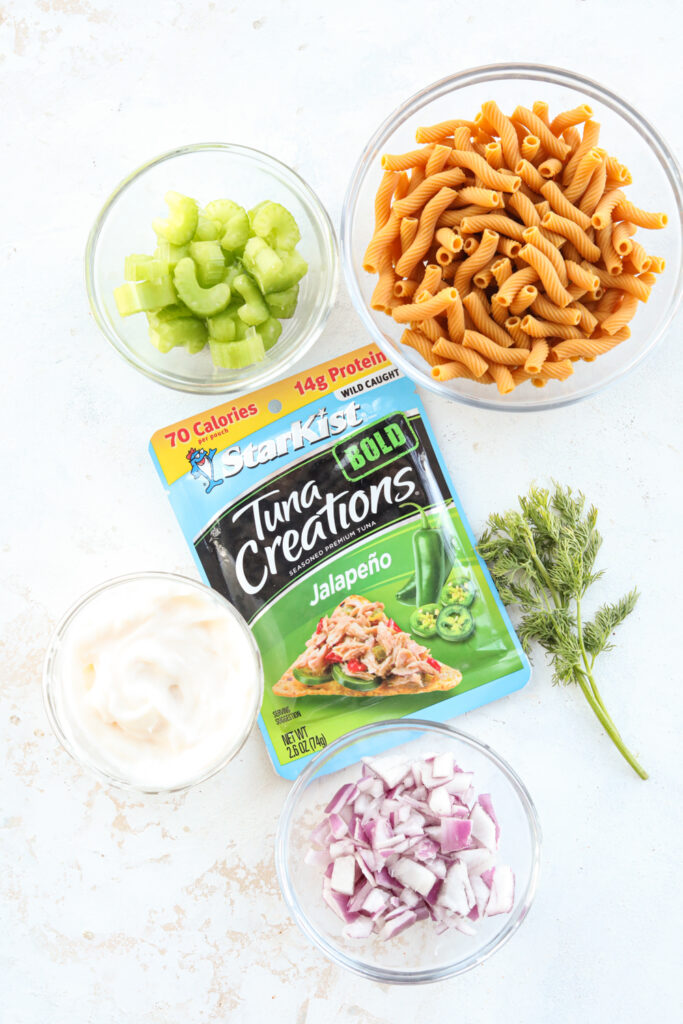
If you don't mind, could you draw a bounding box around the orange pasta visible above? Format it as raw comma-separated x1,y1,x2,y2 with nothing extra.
521,225,568,285
515,159,546,192
509,285,538,315
524,339,549,373
462,289,515,348
592,189,625,229
549,104,593,136
447,150,521,192
392,285,459,323
392,170,466,218
540,180,592,229
521,135,541,162
600,293,639,335
400,328,445,366
484,141,503,169
460,214,526,242
425,144,452,176
365,98,667,394
481,100,521,169
511,106,571,159
612,220,635,257
530,294,581,325
432,336,488,376
463,330,528,365
612,199,668,229
415,119,476,143
540,211,601,261
395,188,457,277
454,229,499,293
562,120,601,184
518,243,573,307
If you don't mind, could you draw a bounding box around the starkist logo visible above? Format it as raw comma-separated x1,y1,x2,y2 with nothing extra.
220,402,364,478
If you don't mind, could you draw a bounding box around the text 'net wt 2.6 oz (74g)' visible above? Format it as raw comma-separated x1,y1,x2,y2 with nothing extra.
149,344,530,778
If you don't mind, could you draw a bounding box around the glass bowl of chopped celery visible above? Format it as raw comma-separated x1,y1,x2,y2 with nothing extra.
275,719,541,984
86,143,338,394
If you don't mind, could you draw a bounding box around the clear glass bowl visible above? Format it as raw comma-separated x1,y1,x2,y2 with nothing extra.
86,143,338,394
43,571,263,794
275,719,541,984
341,63,682,411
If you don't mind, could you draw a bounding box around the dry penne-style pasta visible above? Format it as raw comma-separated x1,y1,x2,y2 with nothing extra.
364,97,668,394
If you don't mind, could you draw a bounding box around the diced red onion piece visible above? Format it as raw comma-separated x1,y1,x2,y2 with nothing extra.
444,772,474,795
389,858,437,897
330,855,356,896
484,865,515,916
325,783,359,815
329,838,355,859
342,916,374,939
469,803,498,853
428,785,452,817
478,793,501,844
431,752,455,779
328,812,349,839
440,817,472,854
322,887,359,923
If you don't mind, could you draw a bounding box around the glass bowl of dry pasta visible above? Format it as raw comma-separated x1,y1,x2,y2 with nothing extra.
341,64,682,411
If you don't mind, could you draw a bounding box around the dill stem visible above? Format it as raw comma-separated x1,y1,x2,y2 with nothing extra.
575,669,648,780
575,597,608,715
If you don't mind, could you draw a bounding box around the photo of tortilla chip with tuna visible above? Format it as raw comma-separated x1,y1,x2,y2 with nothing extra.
272,595,462,699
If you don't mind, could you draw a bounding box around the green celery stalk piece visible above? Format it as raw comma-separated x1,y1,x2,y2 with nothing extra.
152,191,199,246
242,237,285,294
207,309,237,343
193,211,221,241
173,257,230,317
274,248,308,290
154,240,190,270
114,276,177,317
124,254,170,283
209,328,266,369
266,283,299,318
205,199,251,253
148,316,207,354
259,316,282,351
147,302,193,327
249,201,301,250
233,272,269,325
189,240,225,287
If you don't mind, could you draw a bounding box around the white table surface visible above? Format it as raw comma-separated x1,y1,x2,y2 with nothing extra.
2,1,682,1021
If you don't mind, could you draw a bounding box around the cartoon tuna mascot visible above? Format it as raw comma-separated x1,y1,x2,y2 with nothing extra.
186,447,224,494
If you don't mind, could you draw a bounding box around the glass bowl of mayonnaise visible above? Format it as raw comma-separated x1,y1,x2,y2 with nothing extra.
43,572,263,793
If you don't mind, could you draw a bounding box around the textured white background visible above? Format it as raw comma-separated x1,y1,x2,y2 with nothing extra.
1,1,682,1022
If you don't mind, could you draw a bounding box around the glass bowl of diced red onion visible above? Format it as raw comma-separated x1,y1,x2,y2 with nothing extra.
275,719,541,984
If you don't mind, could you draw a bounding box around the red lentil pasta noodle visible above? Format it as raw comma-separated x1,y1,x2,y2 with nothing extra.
363,98,668,394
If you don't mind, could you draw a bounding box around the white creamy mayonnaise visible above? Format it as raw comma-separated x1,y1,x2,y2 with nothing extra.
55,576,262,789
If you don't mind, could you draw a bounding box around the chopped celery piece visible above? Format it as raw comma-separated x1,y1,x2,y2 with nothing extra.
189,241,225,287
124,254,169,283
173,257,230,317
153,191,198,246
207,309,237,343
149,317,207,354
206,199,250,253
274,248,308,290
147,302,193,327
154,240,190,270
232,317,251,341
242,237,285,293
233,273,269,326
249,201,301,250
259,316,283,351
193,211,221,241
209,328,266,369
114,277,176,317
266,283,299,319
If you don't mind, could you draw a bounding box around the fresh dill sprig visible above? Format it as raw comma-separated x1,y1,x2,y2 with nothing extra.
478,482,647,779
